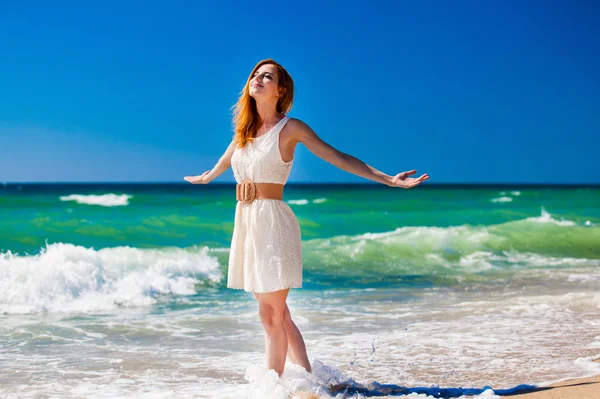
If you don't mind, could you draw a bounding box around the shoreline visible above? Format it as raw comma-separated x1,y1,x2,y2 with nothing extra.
291,360,600,398
509,360,600,398
509,376,600,398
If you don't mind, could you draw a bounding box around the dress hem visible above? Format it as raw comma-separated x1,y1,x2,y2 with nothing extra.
227,285,302,294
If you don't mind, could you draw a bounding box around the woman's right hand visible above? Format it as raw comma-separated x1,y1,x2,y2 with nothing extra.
183,170,211,184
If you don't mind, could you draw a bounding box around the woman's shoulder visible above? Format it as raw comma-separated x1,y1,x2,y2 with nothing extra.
282,116,317,143
285,116,311,132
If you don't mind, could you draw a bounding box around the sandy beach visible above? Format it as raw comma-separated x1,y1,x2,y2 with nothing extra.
510,361,600,399
509,376,600,398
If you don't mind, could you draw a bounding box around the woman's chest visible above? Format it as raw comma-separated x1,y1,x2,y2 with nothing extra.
232,143,275,169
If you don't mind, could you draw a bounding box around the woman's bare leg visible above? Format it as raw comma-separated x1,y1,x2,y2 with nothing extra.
283,304,312,373
255,289,289,376
253,293,311,374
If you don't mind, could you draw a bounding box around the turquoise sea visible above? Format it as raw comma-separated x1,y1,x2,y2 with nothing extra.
1,183,599,398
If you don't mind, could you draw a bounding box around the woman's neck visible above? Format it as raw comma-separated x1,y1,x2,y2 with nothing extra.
255,100,280,125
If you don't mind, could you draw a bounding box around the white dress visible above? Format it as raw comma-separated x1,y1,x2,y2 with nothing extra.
227,115,303,293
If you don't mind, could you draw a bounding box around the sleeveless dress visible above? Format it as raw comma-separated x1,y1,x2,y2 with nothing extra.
227,115,303,293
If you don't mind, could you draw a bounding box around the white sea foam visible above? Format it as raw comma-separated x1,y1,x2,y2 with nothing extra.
1,289,598,398
288,199,310,205
525,206,576,226
491,196,512,203
0,243,221,314
337,206,580,249
457,251,496,271
297,293,600,391
497,190,520,197
59,193,132,206
287,198,328,205
245,360,503,398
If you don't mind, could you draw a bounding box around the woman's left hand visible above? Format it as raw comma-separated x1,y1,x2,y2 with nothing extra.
388,170,430,188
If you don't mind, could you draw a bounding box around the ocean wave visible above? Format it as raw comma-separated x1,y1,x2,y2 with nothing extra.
499,191,521,196
491,196,513,203
301,207,600,282
0,243,221,314
2,209,597,312
287,198,328,206
59,193,132,207
288,199,309,205
525,206,576,226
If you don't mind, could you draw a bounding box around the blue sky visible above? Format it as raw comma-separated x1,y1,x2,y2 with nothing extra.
1,1,598,184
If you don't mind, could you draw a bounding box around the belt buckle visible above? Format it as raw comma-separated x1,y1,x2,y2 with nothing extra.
238,178,256,204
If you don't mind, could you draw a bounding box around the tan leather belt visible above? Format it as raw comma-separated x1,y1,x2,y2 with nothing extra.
236,178,283,204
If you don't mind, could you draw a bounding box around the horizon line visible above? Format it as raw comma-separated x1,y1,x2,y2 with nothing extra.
2,181,599,187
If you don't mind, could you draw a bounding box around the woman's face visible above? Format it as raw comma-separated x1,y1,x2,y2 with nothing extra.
249,64,281,100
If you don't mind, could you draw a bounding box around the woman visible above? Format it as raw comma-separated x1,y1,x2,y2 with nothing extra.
184,59,430,377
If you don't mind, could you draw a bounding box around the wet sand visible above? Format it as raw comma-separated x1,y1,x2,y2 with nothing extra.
509,367,599,398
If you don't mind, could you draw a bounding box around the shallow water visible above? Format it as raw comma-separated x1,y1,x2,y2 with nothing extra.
1,183,599,397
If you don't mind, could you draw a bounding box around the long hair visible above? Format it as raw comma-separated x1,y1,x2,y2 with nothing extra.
231,59,294,148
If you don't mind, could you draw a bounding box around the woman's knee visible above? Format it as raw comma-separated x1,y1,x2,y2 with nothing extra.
259,304,285,330
283,305,294,328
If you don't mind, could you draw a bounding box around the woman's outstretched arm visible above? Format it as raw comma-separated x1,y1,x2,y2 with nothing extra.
184,139,237,184
291,119,429,188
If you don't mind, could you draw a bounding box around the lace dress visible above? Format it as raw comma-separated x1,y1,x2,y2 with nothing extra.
227,115,303,293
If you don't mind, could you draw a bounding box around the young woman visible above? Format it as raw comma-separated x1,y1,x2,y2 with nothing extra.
184,59,430,377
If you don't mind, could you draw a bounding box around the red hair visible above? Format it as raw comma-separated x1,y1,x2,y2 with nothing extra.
231,59,294,148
